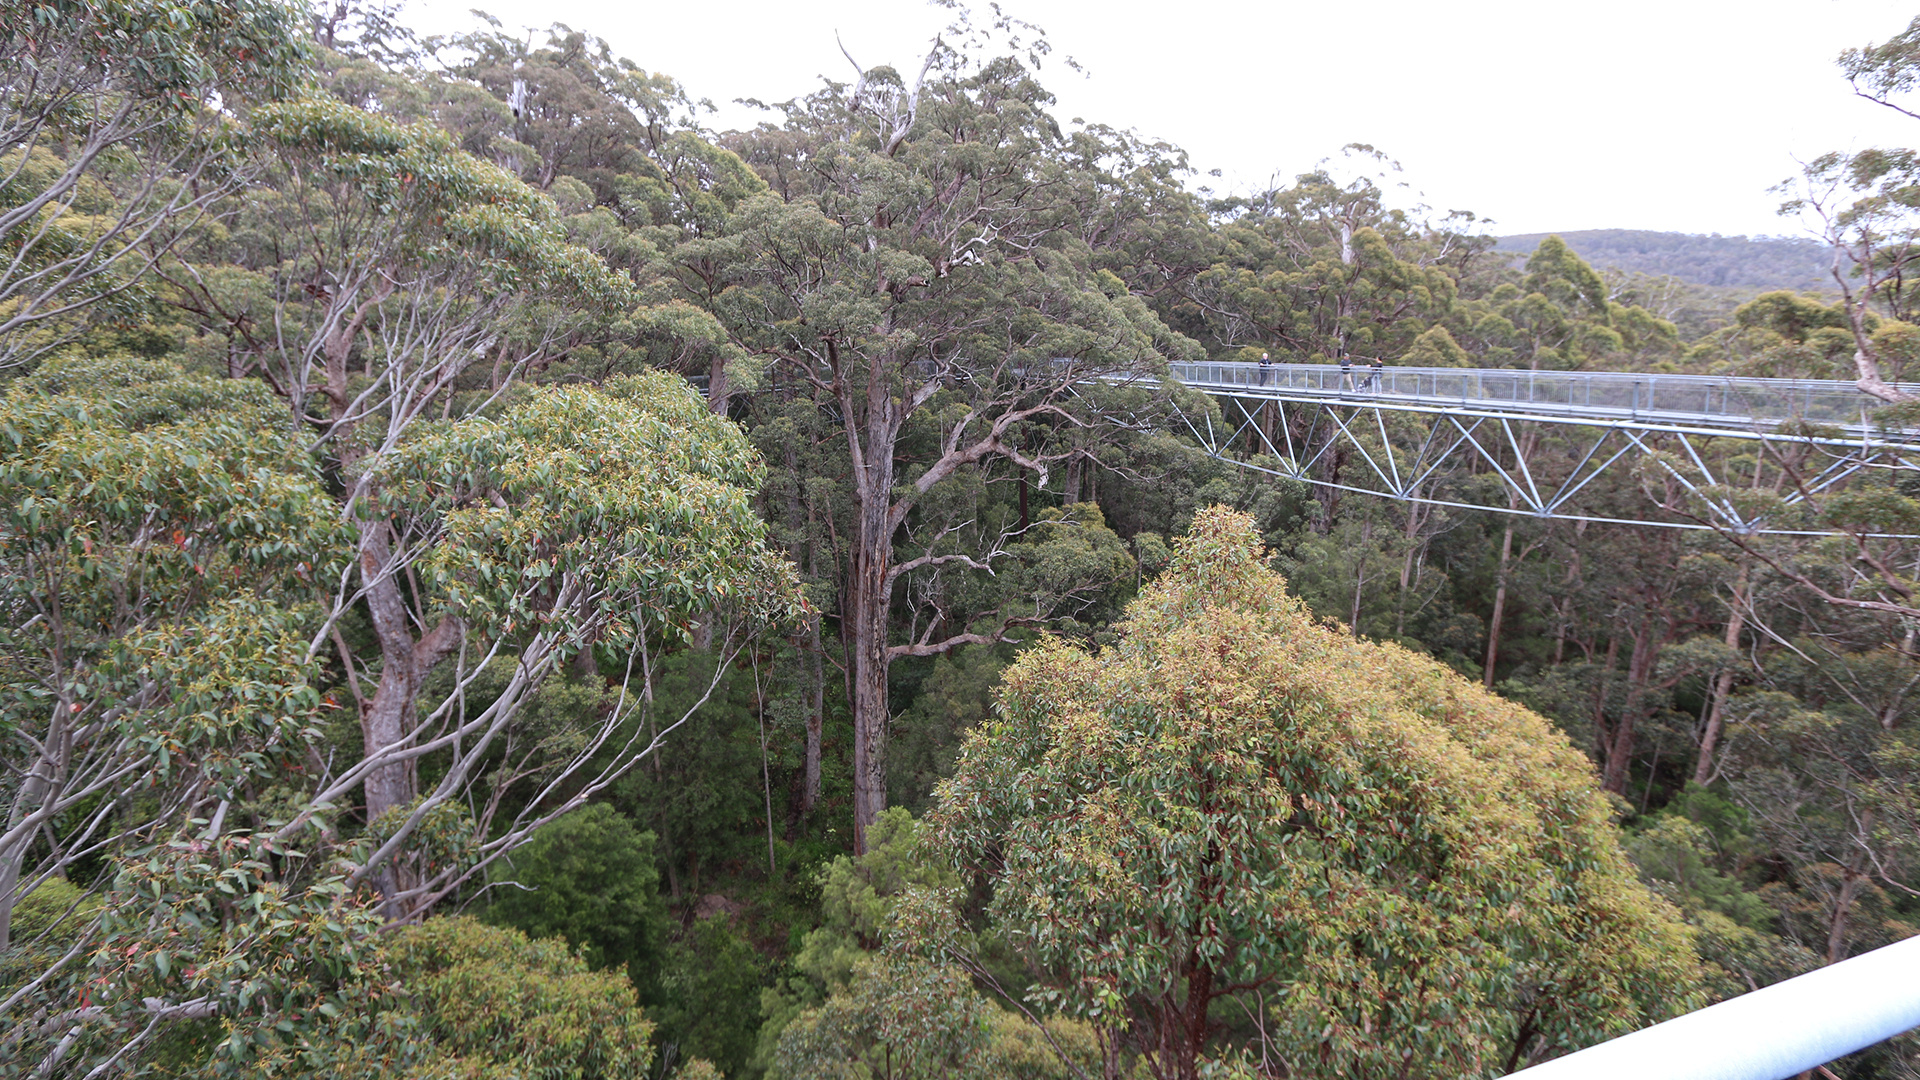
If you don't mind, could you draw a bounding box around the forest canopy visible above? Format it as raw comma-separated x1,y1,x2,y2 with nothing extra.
2,2,1919,1079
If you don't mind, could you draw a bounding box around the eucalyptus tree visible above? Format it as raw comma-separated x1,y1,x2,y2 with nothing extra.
1713,573,1920,968
174,95,616,817
707,19,1200,850
931,509,1703,1080
401,22,773,402
0,357,341,952
0,361,800,1072
1174,148,1465,361
155,93,804,909
0,0,309,369
1760,12,1920,401
434,21,704,197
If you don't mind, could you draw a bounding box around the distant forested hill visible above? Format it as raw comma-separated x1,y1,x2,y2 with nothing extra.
1495,229,1833,293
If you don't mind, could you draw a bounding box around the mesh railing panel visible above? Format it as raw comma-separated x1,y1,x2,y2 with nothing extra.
1172,362,1901,428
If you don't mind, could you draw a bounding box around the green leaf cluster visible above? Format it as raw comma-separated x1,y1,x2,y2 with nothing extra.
933,507,1704,1078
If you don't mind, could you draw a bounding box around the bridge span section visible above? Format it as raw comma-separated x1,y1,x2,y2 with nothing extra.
1157,361,1920,536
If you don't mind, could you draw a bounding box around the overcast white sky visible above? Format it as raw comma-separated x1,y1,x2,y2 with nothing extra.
404,0,1920,238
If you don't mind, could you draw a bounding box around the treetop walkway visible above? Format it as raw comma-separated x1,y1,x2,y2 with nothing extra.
1171,361,1920,443
1156,361,1920,536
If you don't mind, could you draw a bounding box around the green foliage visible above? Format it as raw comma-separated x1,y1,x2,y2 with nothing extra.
933,508,1704,1079
16,7,1920,1077
1621,809,1816,1002
808,809,960,964
764,809,1097,1080
1626,815,1774,930
771,954,987,1080
1405,323,1472,366
1183,148,1462,362
613,648,779,897
890,648,1012,812
124,913,660,1078
483,803,667,985
1494,231,1836,295
13,829,390,1077
20,0,311,110
677,1060,727,1080
368,916,657,1080
5,875,97,945
246,94,632,308
756,809,965,1074
379,373,802,646
0,355,342,939
0,1,313,367
772,952,1103,1080
659,914,766,1079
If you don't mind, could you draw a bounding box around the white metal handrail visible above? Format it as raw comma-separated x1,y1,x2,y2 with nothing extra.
1175,361,1917,437
1502,934,1920,1080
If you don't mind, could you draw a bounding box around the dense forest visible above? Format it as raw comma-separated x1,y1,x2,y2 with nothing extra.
1495,230,1835,292
4,2,1920,1078
1494,230,1841,340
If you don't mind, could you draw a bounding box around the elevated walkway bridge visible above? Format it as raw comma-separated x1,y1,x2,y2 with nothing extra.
1160,361,1920,536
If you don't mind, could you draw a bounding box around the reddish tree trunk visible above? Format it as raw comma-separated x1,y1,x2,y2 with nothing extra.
1602,617,1661,795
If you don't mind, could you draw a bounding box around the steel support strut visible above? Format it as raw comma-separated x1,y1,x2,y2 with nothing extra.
1165,371,1920,537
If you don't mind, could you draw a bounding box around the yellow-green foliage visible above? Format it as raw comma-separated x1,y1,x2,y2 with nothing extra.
771,952,1101,1080
376,917,656,1080
7,876,100,946
934,507,1703,1078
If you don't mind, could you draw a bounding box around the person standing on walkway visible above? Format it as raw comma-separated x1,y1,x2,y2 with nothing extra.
1339,351,1353,391
1259,350,1272,386
1367,356,1384,391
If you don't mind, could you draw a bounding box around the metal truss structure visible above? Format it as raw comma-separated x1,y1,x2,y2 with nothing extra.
1163,362,1920,536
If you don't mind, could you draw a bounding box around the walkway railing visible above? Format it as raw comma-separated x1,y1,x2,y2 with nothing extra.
1172,361,1915,438
1501,933,1920,1080
1158,360,1920,535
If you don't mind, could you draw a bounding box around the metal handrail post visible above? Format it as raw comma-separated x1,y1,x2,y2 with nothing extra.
1502,934,1920,1080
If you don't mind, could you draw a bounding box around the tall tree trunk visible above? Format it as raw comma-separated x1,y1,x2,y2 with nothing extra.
708,353,731,416
1395,499,1430,638
782,439,825,818
843,357,901,855
1349,521,1372,636
1694,567,1749,784
1827,856,1869,965
1485,519,1516,689
847,529,890,855
356,521,461,825
1591,635,1620,771
1484,429,1537,688
1603,617,1660,795
1553,520,1589,666
802,617,824,816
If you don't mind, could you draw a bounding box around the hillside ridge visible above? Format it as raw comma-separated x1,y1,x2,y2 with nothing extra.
1494,228,1833,294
